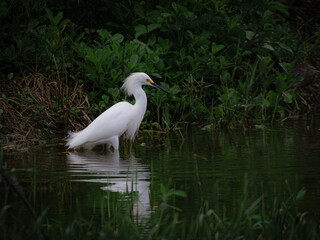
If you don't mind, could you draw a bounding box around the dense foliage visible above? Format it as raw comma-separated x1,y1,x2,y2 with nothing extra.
1,0,320,141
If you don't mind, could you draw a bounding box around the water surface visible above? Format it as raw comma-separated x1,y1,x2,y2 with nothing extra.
2,118,320,222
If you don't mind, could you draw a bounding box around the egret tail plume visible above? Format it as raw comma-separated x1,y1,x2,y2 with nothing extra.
66,131,83,149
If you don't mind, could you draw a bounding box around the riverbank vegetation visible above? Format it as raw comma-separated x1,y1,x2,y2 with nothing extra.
1,0,320,145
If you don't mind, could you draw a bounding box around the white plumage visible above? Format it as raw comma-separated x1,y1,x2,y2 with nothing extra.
66,72,168,150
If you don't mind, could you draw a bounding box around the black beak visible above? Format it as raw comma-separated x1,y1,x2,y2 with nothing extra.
151,82,170,94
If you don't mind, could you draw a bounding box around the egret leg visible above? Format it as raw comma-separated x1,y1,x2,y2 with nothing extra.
84,136,119,150
107,136,119,150
80,136,119,150
82,142,96,150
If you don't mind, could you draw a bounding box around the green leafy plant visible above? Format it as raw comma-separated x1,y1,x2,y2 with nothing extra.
1,0,319,142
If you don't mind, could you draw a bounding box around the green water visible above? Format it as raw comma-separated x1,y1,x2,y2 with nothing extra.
2,118,320,225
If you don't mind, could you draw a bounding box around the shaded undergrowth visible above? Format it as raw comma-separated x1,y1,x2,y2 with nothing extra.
0,72,93,146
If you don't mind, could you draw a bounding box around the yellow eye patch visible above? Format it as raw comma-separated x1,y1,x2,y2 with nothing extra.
146,79,154,83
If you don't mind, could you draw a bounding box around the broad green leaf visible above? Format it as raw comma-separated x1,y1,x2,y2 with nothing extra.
296,188,306,200
211,43,225,55
270,2,289,16
171,190,187,198
151,73,162,78
263,44,274,51
245,30,255,40
45,8,54,24
129,55,139,68
134,25,147,39
278,42,293,54
8,73,14,80
108,88,119,98
53,12,63,26
147,23,161,32
262,98,270,108
111,33,124,44
283,91,293,103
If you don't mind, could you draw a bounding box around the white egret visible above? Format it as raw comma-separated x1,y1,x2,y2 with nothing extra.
66,72,169,150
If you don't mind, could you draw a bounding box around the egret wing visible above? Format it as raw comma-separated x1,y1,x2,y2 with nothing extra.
67,102,134,148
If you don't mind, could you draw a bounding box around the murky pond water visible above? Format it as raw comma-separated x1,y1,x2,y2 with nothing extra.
2,118,320,224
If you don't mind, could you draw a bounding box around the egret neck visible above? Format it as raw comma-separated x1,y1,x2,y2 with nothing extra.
125,85,148,140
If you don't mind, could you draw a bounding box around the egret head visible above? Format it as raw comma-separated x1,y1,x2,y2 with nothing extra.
121,72,169,96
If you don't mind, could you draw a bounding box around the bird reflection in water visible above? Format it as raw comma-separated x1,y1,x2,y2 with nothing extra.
67,150,150,217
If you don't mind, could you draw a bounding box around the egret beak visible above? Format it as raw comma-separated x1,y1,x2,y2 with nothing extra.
147,79,170,94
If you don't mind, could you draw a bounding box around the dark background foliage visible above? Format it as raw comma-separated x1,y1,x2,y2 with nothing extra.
1,0,319,141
